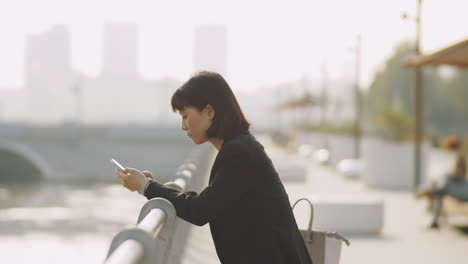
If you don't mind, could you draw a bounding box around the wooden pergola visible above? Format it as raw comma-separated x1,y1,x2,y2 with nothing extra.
406,38,468,188
275,93,319,111
406,38,468,67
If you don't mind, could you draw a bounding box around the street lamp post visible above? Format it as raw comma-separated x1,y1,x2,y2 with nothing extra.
413,0,424,190
404,0,424,189
353,34,362,160
320,62,328,149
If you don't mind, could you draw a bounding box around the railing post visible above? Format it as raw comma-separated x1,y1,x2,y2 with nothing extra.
106,198,176,264
165,170,192,191
106,228,158,264
139,198,177,263
104,145,214,264
177,162,197,172
176,169,193,182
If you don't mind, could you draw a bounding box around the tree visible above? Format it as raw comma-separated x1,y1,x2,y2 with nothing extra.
365,41,415,140
365,40,468,140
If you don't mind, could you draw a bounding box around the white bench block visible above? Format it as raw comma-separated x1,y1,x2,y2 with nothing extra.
309,195,384,235
363,139,429,189
276,161,308,182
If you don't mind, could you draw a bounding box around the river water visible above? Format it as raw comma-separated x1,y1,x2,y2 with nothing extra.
0,182,148,263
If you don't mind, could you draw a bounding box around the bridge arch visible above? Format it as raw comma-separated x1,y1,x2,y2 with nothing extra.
0,140,51,182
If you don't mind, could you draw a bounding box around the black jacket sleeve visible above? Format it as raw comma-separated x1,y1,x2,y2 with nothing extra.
144,143,252,226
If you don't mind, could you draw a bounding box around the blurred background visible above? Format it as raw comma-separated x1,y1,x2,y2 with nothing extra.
1,0,468,263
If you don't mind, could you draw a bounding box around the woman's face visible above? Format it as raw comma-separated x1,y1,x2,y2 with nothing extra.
179,105,214,144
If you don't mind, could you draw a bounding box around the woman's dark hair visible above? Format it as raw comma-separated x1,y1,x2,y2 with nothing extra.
171,71,251,140
442,135,462,151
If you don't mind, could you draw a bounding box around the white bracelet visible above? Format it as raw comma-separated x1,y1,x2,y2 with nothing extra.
139,178,153,195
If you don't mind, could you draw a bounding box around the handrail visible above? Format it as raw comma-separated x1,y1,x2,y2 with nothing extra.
104,146,211,264
106,240,144,264
136,209,166,237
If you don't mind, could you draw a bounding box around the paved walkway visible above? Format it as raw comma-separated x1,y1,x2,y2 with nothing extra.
181,134,468,264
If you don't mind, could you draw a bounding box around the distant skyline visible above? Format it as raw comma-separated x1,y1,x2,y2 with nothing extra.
0,0,467,93
0,22,228,123
194,25,227,77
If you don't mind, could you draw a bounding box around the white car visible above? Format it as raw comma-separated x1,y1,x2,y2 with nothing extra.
313,148,331,165
337,159,364,178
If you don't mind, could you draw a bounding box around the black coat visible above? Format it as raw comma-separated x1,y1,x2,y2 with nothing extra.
145,130,312,264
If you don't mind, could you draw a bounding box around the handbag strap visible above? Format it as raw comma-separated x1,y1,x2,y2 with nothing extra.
325,232,351,246
292,198,314,241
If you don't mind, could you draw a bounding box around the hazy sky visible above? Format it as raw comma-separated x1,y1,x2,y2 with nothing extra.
0,0,466,92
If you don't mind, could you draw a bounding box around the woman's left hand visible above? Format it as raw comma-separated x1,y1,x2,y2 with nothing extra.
116,168,146,192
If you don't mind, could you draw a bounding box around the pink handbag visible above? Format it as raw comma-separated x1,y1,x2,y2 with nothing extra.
292,198,350,264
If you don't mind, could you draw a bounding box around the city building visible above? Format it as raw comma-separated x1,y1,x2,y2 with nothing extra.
193,25,227,77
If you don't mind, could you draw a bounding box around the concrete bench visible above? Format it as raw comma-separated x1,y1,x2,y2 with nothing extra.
444,196,468,226
275,160,308,182
308,194,384,235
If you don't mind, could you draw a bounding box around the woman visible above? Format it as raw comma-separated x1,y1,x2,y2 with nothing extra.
116,72,313,264
417,136,468,228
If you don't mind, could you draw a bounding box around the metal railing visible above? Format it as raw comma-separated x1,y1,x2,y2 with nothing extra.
104,146,212,264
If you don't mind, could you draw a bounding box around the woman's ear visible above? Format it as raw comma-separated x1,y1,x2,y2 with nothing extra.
205,104,215,120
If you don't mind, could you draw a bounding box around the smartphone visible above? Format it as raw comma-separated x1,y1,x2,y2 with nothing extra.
110,158,125,171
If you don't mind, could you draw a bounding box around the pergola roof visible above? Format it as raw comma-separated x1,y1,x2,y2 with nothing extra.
406,38,468,68
275,93,318,111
